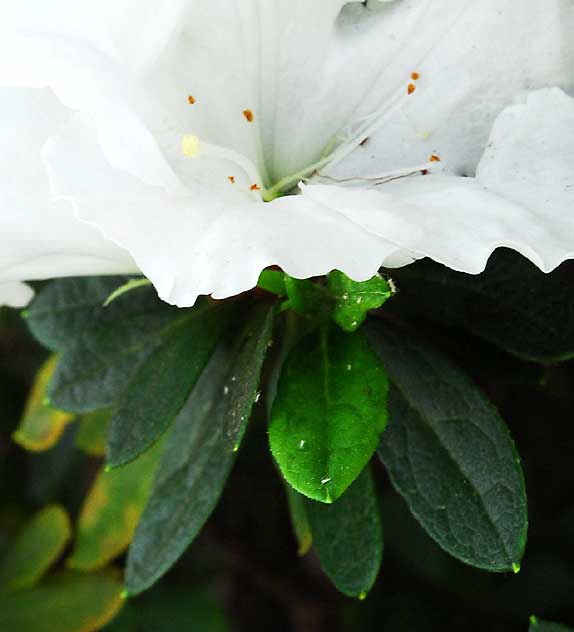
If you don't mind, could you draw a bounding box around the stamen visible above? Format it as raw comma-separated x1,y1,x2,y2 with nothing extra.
181,133,263,198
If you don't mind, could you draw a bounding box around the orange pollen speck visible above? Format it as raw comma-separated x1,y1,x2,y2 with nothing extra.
228,176,236,184
407,84,416,95
243,109,254,122
411,72,420,81
429,154,441,162
187,95,196,105
250,184,260,191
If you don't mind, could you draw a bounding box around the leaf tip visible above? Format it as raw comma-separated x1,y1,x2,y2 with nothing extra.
512,562,521,574
120,589,130,600
358,591,368,601
530,615,539,626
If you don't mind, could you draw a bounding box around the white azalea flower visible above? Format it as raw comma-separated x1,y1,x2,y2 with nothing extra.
1,0,573,307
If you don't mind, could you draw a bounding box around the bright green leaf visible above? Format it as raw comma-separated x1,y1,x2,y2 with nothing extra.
367,321,528,572
0,505,71,591
328,270,392,332
304,467,383,598
75,409,112,457
68,440,163,571
12,355,75,451
125,303,274,595
270,326,388,503
257,269,287,297
107,303,232,467
0,571,124,632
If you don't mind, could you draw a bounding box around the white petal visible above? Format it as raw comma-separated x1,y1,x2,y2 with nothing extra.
327,0,574,179
0,282,34,308
303,88,574,274
44,112,401,307
0,30,181,191
0,0,184,73
0,87,137,304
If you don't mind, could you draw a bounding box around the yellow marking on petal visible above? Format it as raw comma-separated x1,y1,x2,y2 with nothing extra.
181,134,201,157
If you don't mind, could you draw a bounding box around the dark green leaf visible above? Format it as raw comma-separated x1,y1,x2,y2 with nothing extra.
269,327,388,503
305,467,383,598
389,249,574,362
0,571,123,632
284,484,312,556
530,616,574,632
328,270,392,332
25,276,136,351
367,321,527,572
105,587,230,632
125,303,274,595
48,294,200,413
107,304,232,467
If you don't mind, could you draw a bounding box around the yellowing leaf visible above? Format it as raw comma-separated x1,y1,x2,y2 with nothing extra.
0,505,71,591
75,410,112,458
13,355,75,451
68,441,163,571
0,570,124,632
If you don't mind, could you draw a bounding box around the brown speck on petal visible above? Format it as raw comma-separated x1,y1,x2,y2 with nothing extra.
228,176,236,184
407,83,416,95
187,95,196,105
250,184,260,191
411,72,420,81
243,109,254,122
429,154,441,162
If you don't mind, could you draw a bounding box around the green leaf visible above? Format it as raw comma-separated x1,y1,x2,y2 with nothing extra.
0,571,124,632
257,269,287,297
530,616,574,632
388,249,574,362
105,587,230,632
125,303,274,595
25,276,136,351
304,467,383,598
48,292,200,413
107,303,232,467
366,321,528,572
283,276,325,314
328,270,392,332
75,409,112,457
68,441,163,571
12,355,75,452
269,326,388,503
284,484,312,556
0,505,71,591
